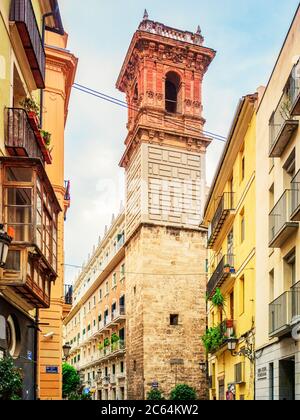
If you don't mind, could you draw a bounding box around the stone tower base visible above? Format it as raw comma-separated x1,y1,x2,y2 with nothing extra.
125,224,208,400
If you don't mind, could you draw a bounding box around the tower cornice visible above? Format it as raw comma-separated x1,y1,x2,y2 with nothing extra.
116,27,216,93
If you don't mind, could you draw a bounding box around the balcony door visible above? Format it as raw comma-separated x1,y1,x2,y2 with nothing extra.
227,230,234,265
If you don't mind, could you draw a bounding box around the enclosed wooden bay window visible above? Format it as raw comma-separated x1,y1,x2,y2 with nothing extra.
0,157,61,308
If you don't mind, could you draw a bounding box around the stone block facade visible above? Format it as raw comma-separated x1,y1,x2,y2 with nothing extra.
126,224,208,400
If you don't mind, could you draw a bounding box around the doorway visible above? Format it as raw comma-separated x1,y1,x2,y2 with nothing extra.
279,357,295,400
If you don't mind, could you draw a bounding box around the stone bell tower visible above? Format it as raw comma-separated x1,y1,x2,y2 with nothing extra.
117,11,215,400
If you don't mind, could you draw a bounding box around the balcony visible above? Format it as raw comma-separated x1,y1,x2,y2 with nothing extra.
269,92,298,158
111,306,126,324
0,158,60,309
207,255,235,298
288,71,300,117
291,171,300,221
64,285,73,305
269,190,298,248
206,320,236,354
207,193,235,249
269,283,300,337
5,108,52,165
99,341,126,361
10,0,45,88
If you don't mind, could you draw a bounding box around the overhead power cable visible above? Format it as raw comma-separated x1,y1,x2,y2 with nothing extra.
72,83,227,144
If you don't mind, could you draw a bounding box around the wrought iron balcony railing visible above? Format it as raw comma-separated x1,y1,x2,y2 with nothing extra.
269,190,298,248
207,193,235,248
269,282,300,337
10,0,46,88
5,108,44,162
269,92,298,158
207,255,235,298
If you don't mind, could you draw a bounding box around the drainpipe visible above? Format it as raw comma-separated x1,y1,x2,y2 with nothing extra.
34,309,39,401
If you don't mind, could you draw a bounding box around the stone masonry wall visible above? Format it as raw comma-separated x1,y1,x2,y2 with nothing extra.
126,224,208,400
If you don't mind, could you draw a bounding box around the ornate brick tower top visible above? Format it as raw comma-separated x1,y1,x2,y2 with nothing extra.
117,12,216,238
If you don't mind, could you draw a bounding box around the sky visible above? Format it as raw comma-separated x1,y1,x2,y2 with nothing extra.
58,0,300,284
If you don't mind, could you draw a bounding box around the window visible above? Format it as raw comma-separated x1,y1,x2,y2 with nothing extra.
112,364,116,375
240,209,245,243
269,184,274,211
229,291,234,321
269,270,275,302
120,361,124,373
105,281,109,295
133,286,136,295
133,360,137,372
165,71,181,113
239,276,245,315
93,296,96,307
170,314,179,326
241,157,245,181
99,289,102,301
121,264,125,278
112,273,117,288
283,149,296,188
284,249,296,289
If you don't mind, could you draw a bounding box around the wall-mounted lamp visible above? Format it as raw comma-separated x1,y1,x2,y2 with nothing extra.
227,338,254,363
0,225,13,268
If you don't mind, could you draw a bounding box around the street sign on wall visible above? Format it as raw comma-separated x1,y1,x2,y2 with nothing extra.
46,366,59,374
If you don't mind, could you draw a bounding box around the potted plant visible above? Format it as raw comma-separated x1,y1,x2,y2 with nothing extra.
224,264,231,274
20,97,40,126
98,342,104,352
211,288,225,308
40,130,51,148
104,338,110,348
226,319,234,329
111,333,120,351
201,325,226,354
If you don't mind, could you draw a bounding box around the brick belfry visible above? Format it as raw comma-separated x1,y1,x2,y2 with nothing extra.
116,11,215,400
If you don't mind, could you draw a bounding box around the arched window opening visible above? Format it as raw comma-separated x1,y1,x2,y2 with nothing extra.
165,72,181,113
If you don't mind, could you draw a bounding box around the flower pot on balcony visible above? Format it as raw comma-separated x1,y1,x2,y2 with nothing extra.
226,320,234,329
224,265,231,274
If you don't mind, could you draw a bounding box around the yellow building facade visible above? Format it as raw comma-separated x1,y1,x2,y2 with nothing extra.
0,0,77,400
204,94,257,400
255,6,300,400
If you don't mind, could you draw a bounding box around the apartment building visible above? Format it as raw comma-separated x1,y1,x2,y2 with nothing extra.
64,212,126,400
255,5,300,400
204,93,257,400
0,0,77,400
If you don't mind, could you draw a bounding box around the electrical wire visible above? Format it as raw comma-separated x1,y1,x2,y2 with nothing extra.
72,83,227,143
63,263,207,277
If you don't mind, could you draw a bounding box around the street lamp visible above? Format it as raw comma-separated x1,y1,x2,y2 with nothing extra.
227,337,238,352
227,337,254,363
0,225,13,268
199,361,207,374
63,342,71,360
